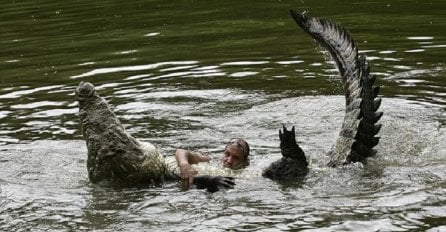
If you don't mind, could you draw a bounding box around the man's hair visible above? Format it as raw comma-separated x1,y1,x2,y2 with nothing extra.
226,138,250,160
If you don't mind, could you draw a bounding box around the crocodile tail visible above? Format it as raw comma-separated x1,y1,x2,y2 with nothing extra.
290,10,382,166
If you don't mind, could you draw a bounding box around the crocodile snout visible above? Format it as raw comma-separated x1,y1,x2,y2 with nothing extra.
75,81,96,100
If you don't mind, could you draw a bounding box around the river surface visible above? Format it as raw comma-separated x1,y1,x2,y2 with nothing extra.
1,0,445,231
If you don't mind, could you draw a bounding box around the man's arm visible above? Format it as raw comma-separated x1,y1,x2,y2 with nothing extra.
175,149,211,189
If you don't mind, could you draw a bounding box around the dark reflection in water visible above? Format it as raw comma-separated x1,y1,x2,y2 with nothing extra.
0,0,445,231
0,0,445,142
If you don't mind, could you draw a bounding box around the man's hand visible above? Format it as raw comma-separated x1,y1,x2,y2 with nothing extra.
176,149,212,190
178,163,197,190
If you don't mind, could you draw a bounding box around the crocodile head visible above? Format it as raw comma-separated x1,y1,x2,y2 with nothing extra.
75,81,96,101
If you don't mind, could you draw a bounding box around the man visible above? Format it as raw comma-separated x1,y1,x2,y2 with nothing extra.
175,138,250,189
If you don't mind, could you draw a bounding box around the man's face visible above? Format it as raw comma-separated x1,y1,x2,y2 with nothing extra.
222,144,245,169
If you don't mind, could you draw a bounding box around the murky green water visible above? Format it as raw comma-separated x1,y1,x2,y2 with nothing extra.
1,0,445,231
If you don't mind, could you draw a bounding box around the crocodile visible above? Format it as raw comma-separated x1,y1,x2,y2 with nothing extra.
263,10,383,180
75,81,234,192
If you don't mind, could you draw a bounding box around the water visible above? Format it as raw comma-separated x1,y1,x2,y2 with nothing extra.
1,0,445,231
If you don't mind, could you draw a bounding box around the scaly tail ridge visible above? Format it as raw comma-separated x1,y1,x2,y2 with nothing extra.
290,10,382,166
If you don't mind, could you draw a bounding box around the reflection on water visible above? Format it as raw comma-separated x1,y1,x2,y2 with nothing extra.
0,0,445,231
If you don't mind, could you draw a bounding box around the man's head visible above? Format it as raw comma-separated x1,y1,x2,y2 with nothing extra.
221,138,250,169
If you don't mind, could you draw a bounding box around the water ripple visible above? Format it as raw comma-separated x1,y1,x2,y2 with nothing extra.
70,61,199,79
0,85,64,99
